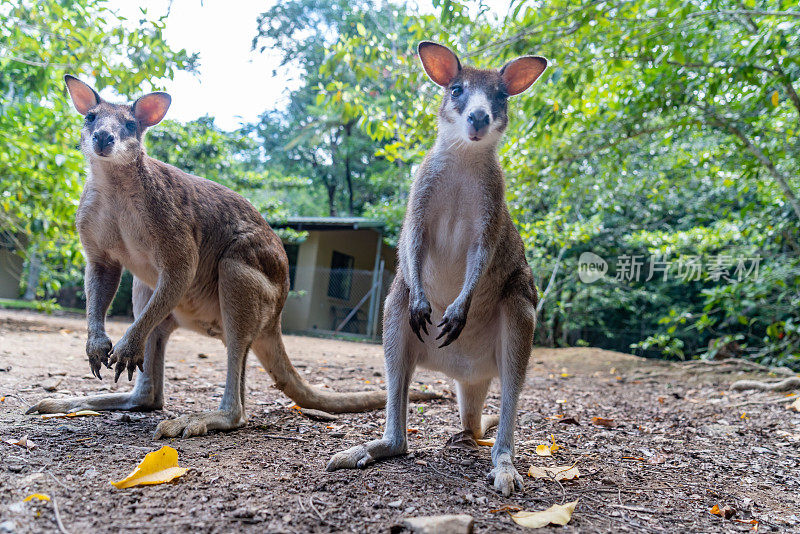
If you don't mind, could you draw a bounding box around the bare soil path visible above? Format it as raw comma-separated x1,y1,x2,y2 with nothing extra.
1,308,798,533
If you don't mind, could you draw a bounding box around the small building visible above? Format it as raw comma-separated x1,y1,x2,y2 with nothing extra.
270,217,396,339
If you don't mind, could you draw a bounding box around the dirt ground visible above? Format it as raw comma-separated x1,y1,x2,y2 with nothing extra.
0,308,798,533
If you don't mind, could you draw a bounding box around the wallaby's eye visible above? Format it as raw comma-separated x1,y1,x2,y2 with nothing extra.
450,85,463,98
125,120,137,133
86,113,96,123
496,91,508,103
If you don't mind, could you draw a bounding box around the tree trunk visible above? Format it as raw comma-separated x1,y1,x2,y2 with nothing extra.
344,123,354,215
326,182,337,216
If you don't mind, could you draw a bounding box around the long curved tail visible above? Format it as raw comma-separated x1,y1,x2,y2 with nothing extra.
252,330,437,413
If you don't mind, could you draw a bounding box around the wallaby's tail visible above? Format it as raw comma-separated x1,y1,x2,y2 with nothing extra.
252,330,438,413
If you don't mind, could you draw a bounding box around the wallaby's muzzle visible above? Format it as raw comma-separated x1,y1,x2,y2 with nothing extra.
92,130,115,156
467,110,491,141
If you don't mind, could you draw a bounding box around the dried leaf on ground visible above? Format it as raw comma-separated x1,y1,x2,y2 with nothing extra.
23,494,50,502
527,464,580,481
789,397,800,412
111,446,188,489
476,438,495,447
4,435,36,450
40,410,101,419
556,416,580,426
591,417,615,427
490,505,522,513
709,504,736,519
510,501,578,528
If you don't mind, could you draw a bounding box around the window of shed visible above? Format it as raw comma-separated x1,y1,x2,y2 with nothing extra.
328,251,354,300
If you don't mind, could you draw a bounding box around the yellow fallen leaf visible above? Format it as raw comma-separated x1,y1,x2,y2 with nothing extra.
527,464,580,481
111,446,188,489
23,493,50,502
771,90,779,107
535,435,561,456
510,500,578,528
476,438,495,447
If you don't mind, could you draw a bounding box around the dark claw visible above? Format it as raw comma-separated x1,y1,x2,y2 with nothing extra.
127,363,135,381
137,361,144,373
436,313,465,348
114,363,123,383
410,319,423,342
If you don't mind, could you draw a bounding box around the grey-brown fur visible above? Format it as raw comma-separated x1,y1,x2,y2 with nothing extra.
26,75,436,438
327,42,547,496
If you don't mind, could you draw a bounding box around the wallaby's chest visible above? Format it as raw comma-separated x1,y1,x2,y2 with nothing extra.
420,166,486,308
77,183,159,286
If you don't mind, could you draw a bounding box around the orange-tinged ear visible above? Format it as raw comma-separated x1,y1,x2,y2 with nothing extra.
133,92,171,127
500,56,548,96
64,75,100,115
418,41,461,87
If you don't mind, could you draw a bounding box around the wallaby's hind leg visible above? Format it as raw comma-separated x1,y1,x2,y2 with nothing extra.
327,281,420,471
154,260,269,439
487,297,534,496
26,278,173,415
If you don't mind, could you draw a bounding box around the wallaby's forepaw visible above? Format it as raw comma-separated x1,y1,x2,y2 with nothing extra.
437,300,468,348
108,336,144,382
409,295,433,342
86,334,113,379
326,439,406,471
487,456,524,497
154,410,246,439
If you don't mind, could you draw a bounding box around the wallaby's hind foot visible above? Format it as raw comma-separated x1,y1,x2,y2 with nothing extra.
487,453,524,497
445,415,500,449
26,391,161,415
326,438,407,471
153,410,247,439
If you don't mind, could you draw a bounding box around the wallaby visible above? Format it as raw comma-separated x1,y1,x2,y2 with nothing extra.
26,75,434,438
327,42,546,496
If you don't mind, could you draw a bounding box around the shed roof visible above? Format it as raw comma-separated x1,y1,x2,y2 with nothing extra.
269,216,385,231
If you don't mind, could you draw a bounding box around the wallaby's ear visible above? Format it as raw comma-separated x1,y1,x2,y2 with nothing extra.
133,92,171,127
64,75,100,115
418,41,461,87
500,56,548,96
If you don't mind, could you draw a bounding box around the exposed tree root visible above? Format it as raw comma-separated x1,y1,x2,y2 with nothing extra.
679,358,794,376
730,376,800,392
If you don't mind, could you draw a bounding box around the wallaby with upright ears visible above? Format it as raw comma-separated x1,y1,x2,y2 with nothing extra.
26,75,435,438
328,42,546,496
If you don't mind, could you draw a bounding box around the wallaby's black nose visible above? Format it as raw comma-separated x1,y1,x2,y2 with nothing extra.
467,110,490,129
92,131,115,155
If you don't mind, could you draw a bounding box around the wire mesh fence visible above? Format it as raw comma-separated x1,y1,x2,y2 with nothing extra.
284,262,394,339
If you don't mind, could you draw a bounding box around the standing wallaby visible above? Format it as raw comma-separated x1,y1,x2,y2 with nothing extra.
327,42,546,496
26,75,434,438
